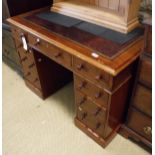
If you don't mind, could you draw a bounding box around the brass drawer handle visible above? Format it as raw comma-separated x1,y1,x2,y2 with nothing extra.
143,126,152,136
77,64,84,70
95,92,102,99
78,81,87,90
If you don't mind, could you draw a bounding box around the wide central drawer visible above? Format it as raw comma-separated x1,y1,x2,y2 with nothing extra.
28,34,72,69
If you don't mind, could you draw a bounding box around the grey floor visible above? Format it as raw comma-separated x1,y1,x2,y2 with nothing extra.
3,63,151,155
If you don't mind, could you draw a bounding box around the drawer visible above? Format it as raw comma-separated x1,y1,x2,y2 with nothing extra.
28,34,72,69
73,57,111,90
139,56,152,87
74,75,109,109
132,84,152,117
127,108,152,141
18,47,42,90
76,96,106,138
76,90,107,120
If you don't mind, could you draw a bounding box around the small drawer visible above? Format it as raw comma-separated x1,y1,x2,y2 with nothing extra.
77,102,106,138
127,108,152,141
74,75,109,109
73,57,111,90
28,34,72,69
139,56,152,87
76,91,107,123
132,84,152,117
18,48,42,90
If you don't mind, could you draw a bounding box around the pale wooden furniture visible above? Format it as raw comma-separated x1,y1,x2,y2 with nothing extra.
51,0,141,33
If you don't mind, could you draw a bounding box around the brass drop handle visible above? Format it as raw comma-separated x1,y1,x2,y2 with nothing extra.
54,52,62,58
143,126,152,136
77,64,84,70
34,38,40,46
78,81,86,90
95,92,102,99
95,75,103,81
81,112,87,120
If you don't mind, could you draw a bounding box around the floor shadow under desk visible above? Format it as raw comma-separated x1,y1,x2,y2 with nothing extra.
46,82,75,118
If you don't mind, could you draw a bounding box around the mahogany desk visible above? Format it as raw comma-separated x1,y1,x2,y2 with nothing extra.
7,8,144,148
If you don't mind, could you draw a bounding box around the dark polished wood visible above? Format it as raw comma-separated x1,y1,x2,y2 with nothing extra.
7,8,144,148
120,23,152,150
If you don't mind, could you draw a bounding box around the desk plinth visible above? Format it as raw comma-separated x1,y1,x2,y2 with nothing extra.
7,8,144,148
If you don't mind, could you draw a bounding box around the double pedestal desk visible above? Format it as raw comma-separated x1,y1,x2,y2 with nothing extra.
7,8,144,148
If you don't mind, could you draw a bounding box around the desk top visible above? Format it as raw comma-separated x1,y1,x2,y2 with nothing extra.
7,7,144,75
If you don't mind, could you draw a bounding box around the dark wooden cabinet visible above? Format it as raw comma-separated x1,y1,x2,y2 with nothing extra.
2,23,22,74
120,24,152,149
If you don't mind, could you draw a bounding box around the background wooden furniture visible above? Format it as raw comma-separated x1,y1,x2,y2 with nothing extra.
7,8,144,148
120,22,152,149
2,0,52,75
51,0,141,33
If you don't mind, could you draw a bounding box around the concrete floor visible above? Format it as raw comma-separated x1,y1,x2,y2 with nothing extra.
2,63,151,155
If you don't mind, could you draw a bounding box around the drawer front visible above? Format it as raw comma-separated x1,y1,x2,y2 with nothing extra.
28,34,72,69
73,57,111,90
18,47,42,90
74,75,109,109
76,93,106,138
132,84,152,117
127,108,152,141
139,56,152,87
